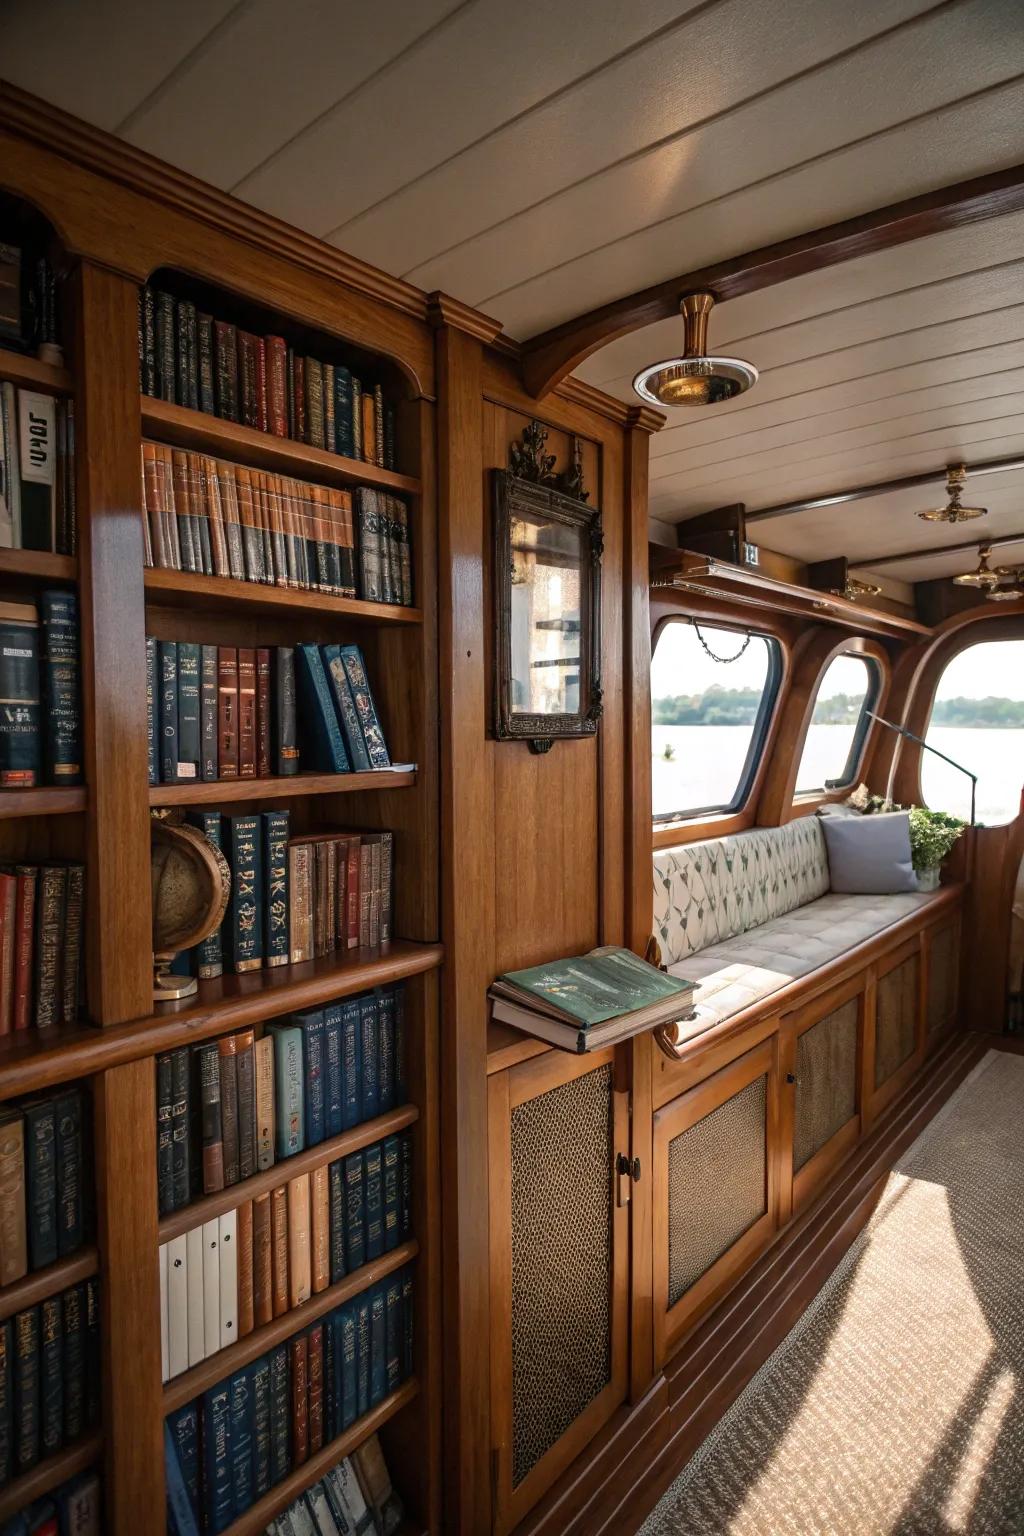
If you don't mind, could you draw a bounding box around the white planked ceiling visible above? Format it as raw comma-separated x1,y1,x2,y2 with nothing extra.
2,0,1023,580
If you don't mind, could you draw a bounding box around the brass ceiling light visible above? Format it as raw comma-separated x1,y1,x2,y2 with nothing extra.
832,576,882,601
985,566,1024,602
632,292,758,408
917,464,987,523
952,544,1005,590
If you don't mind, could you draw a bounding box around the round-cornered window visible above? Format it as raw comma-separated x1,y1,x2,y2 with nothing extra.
923,639,1024,826
795,653,880,795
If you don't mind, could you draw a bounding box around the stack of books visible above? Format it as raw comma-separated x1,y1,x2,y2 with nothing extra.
0,386,75,555
0,244,60,362
0,1088,90,1278
156,986,406,1214
262,1434,402,1536
163,1270,413,1531
158,1129,412,1381
489,945,696,1052
146,639,397,785
0,1277,101,1486
0,591,81,790
138,285,397,470
0,861,84,1034
0,1469,101,1534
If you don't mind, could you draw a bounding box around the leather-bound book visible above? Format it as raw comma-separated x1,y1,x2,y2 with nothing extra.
40,588,82,786
186,812,223,978
255,337,268,433
237,648,257,779
236,1199,254,1338
265,336,288,437
10,867,34,1035
288,842,313,963
24,1098,58,1270
217,646,239,780
197,313,215,414
139,286,157,396
198,1041,224,1193
235,1028,257,1182
33,864,66,1030
269,1343,289,1484
351,377,362,460
287,1172,312,1307
61,1281,85,1443
39,1294,62,1456
214,321,238,422
13,1304,40,1473
292,355,306,444
252,1191,272,1326
290,1329,309,1467
170,1048,191,1210
373,383,385,469
226,815,263,974
323,363,335,458
272,646,299,778
202,458,229,578
0,874,15,1035
333,366,353,457
251,1353,272,1498
256,648,271,779
219,462,246,580
304,359,324,449
270,1185,289,1318
310,1163,330,1294
55,1088,84,1256
237,332,260,431
362,392,376,466
156,1053,174,1214
0,1109,27,1284
218,1034,241,1186
307,1322,324,1453
254,1034,275,1172
262,810,289,967
155,290,176,402
0,601,41,787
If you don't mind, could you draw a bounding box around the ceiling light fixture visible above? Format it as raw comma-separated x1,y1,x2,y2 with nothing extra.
952,544,1006,590
831,577,882,601
985,567,1024,602
632,292,758,408
917,464,987,523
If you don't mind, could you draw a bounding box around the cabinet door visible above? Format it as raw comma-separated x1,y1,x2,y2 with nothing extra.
652,1037,779,1366
488,1047,629,1534
924,916,961,1045
779,975,864,1222
864,935,924,1125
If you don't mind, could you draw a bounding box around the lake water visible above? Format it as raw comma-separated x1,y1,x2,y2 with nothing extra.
652,723,1024,826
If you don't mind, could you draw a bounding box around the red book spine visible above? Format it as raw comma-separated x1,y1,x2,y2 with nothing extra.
0,874,16,1036
12,870,36,1032
346,836,360,948
290,1331,309,1466
307,1322,324,1453
217,647,239,779
237,649,257,778
292,356,306,445
256,648,271,779
255,339,268,434
265,337,288,437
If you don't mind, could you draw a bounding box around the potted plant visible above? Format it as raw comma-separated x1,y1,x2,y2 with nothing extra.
909,807,966,890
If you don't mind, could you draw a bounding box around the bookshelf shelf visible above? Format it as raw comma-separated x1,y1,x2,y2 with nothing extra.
0,549,78,584
0,1430,102,1521
158,1103,420,1242
163,1240,419,1412
0,785,86,819
143,566,422,624
149,767,416,807
217,1378,419,1536
0,1245,99,1323
0,345,73,395
141,397,422,497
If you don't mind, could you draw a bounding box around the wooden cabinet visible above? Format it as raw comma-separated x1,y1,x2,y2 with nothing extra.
779,974,865,1222
924,915,961,1044
865,935,924,1125
487,1047,629,1535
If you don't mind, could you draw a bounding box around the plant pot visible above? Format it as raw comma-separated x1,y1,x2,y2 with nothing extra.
916,865,941,892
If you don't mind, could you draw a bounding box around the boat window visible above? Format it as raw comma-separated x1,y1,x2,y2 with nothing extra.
651,619,781,822
795,653,880,794
923,639,1024,826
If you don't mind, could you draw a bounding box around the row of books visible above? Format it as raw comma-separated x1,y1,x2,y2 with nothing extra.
141,445,413,607
0,1470,100,1536
139,287,398,471
0,1089,89,1281
146,640,393,786
0,245,59,361
159,1129,412,1382
0,1279,100,1487
174,815,394,984
260,1436,402,1536
157,986,406,1214
0,387,75,555
0,593,81,790
164,1268,413,1533
0,863,84,1036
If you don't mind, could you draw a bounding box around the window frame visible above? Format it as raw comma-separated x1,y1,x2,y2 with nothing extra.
650,616,784,825
795,651,882,797
920,634,1024,827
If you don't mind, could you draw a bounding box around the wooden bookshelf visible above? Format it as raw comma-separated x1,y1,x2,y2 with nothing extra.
149,767,416,807
0,1246,99,1323
163,1240,418,1412
0,345,73,395
144,565,421,624
141,397,422,496
0,549,78,583
0,785,85,819
157,1103,420,1241
218,1380,419,1536
0,1431,102,1521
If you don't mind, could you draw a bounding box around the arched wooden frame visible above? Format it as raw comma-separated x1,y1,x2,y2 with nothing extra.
758,632,892,826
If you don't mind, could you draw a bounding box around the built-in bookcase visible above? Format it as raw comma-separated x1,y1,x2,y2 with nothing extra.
0,174,441,1534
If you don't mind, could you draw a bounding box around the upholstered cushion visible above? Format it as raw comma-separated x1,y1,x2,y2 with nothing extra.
666,890,933,1041
653,819,830,966
820,810,919,894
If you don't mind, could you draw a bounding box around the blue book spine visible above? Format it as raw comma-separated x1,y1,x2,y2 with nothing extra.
146,636,158,785
0,1320,12,1487
61,1282,85,1444
294,644,350,773
364,1141,383,1262
40,588,82,787
164,1418,201,1536
268,1344,290,1487
323,1005,344,1139
261,810,290,968
376,988,395,1114
186,812,223,979
200,644,218,781
158,639,178,783
382,1134,401,1254
343,1152,365,1273
228,1367,254,1516
394,985,407,1103
319,645,371,771
201,1383,234,1533
226,815,263,973
338,643,389,768
54,1088,83,1257
267,1026,304,1158
384,1274,403,1394
39,1295,62,1455
250,1355,272,1498
24,1099,58,1270
340,999,362,1130
338,1303,357,1430
328,1160,346,1285
333,366,353,457
402,1267,414,1379
177,641,201,780
368,1282,386,1407
13,1306,39,1474
355,1296,370,1418
168,1401,200,1521
292,1007,326,1147
400,1132,413,1241
359,993,379,1122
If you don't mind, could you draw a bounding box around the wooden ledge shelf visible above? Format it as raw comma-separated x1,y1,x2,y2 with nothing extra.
0,785,86,819
218,1378,419,1536
0,1246,99,1323
158,1103,420,1242
144,566,421,624
163,1241,419,1412
0,346,73,395
0,940,443,1100
141,397,422,497
149,767,415,807
0,1430,102,1521
0,549,78,584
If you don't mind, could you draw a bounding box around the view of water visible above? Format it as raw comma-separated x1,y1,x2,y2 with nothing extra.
652,723,1024,826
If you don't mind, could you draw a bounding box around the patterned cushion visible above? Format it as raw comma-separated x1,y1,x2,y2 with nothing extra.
667,891,933,1041
653,820,830,966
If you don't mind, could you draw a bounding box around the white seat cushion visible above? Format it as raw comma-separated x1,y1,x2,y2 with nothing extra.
667,891,934,1037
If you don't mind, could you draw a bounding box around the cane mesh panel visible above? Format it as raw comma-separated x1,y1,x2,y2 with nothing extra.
667,1074,767,1308
793,1000,859,1173
875,955,919,1087
927,929,958,1036
510,1064,613,1489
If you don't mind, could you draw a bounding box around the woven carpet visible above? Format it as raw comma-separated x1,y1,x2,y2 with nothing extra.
639,1051,1024,1536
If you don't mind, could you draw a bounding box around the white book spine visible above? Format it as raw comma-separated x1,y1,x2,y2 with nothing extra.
158,1242,169,1384
186,1223,206,1369
218,1207,238,1350
202,1217,221,1359
166,1232,189,1379
307,1484,340,1536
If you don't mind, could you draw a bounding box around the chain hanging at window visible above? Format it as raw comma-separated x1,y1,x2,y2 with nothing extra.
692,623,752,664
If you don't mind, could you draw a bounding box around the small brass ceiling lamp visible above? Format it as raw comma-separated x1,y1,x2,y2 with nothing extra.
953,544,1005,590
917,464,987,523
985,566,1024,602
832,577,882,601
632,292,758,408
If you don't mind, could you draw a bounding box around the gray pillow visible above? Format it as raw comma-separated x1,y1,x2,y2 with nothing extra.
820,809,919,894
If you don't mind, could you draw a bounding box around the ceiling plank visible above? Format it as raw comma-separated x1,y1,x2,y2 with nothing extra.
521,162,1024,398
744,451,1024,523
854,528,1024,569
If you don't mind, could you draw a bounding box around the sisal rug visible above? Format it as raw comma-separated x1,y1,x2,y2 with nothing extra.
638,1051,1024,1536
